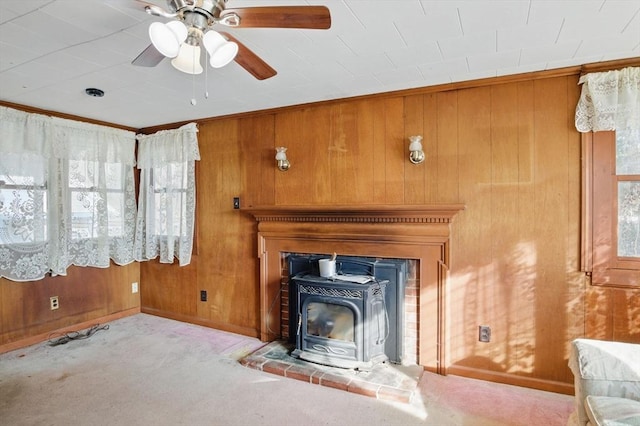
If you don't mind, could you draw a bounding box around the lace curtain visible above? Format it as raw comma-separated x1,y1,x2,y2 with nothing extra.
134,123,200,266
575,66,640,132
0,106,137,281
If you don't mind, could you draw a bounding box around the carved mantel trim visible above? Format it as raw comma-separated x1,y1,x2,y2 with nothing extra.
242,204,464,224
243,204,465,375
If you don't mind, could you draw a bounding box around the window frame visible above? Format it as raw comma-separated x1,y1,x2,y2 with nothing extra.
581,131,640,288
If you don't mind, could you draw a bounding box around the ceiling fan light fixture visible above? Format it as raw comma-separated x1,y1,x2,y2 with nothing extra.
149,21,187,58
171,43,203,74
203,31,238,68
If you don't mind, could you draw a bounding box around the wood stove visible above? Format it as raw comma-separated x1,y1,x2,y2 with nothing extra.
288,255,408,370
290,273,388,370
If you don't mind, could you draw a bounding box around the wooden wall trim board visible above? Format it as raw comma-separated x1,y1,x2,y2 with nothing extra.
579,57,640,75
581,133,594,273
0,307,140,355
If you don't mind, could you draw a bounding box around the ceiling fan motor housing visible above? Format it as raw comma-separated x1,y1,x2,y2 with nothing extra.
170,0,227,23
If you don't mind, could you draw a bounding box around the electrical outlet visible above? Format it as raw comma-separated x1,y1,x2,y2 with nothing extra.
200,290,207,302
233,197,240,209
131,282,139,293
50,296,59,310
479,325,491,342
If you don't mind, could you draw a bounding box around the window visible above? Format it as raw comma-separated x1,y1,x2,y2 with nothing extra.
148,164,189,238
582,129,640,287
68,160,128,240
0,159,48,245
0,106,137,281
616,129,640,258
134,122,199,266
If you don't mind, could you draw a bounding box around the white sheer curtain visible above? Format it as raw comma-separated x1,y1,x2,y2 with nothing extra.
0,106,137,281
134,123,200,266
575,66,640,132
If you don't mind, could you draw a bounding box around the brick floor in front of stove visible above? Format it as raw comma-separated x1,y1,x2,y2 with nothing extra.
240,341,423,404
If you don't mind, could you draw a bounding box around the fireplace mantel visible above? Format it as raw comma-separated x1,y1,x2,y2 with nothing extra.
243,204,465,374
242,204,464,224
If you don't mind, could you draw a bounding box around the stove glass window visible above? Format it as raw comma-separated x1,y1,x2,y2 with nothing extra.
306,302,354,342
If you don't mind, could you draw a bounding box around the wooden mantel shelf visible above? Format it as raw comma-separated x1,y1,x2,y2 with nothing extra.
242,204,466,224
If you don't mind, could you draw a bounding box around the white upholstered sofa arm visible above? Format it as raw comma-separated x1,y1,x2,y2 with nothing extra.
568,339,640,426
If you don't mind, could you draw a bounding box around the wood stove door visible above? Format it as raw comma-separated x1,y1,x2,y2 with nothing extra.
297,295,362,366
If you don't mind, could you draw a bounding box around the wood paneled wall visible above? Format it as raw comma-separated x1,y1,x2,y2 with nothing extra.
140,70,639,393
4,62,638,393
1,262,140,350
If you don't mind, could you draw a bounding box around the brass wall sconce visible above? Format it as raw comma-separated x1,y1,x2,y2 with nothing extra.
275,147,290,171
408,135,425,164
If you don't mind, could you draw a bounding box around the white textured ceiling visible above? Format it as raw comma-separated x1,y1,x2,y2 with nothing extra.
1,0,639,129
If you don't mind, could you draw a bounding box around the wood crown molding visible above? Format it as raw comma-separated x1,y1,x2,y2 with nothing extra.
0,101,138,132
241,204,466,224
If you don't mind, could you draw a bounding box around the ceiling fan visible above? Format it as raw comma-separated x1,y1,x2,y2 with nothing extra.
131,0,331,80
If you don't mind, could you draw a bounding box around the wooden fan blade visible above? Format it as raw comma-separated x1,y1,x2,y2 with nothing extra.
221,6,331,29
220,32,277,80
132,44,165,67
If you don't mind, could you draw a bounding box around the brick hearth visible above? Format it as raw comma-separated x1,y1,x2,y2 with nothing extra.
240,341,423,403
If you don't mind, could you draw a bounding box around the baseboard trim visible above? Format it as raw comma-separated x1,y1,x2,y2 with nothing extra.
141,307,260,339
0,307,141,355
446,364,575,395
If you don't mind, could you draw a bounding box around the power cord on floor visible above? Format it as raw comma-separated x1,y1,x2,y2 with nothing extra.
47,324,110,347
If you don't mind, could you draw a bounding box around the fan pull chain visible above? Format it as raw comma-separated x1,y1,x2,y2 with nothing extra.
190,43,197,106
204,46,209,99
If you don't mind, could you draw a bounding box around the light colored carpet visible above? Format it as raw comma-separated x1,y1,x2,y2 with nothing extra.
0,313,574,425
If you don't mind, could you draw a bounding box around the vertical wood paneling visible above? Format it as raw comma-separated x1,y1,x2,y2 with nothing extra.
371,99,388,204
490,82,522,376
329,103,360,205
423,93,439,203
1,262,140,345
107,262,141,313
404,94,425,204
435,91,459,202
198,119,238,322
613,291,640,341
585,285,614,339
239,115,275,207
513,80,538,378
352,100,376,203
197,119,258,328
384,97,405,204
305,106,333,204
141,260,196,316
531,76,573,381
454,86,494,372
